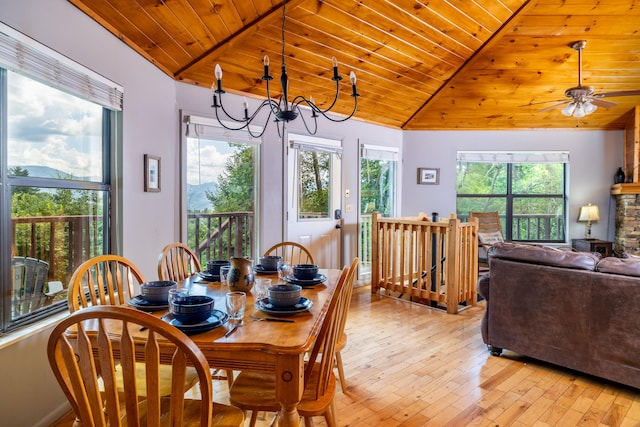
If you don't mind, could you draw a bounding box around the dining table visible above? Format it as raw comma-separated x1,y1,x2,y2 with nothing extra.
147,268,341,427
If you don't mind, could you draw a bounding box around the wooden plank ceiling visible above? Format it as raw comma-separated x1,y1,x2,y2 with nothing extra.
68,0,640,130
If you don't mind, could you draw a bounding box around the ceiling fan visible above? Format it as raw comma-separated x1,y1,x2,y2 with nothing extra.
526,40,640,118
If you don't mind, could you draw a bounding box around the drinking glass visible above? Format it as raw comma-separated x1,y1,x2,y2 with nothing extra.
220,264,231,286
225,291,246,321
277,259,292,280
253,278,271,301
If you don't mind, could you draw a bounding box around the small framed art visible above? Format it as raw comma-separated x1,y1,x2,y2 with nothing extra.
417,167,439,185
144,154,161,192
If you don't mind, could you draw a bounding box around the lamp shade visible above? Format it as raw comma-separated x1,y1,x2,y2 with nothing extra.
578,204,600,222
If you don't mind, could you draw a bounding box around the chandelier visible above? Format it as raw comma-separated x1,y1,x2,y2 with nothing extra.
210,0,359,138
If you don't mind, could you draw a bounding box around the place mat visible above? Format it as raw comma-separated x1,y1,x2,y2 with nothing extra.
284,273,327,286
161,310,229,335
128,295,168,312
255,297,313,316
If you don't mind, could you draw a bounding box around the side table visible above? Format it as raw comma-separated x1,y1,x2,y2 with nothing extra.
571,239,613,258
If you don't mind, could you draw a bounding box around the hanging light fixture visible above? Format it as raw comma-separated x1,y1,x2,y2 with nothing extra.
211,0,359,138
561,99,597,118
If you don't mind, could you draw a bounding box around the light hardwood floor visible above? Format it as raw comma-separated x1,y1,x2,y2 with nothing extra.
52,286,640,426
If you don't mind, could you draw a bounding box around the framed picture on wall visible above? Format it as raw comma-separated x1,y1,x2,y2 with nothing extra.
144,154,161,192
417,167,439,185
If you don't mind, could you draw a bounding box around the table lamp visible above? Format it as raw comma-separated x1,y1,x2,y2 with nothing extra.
578,203,600,239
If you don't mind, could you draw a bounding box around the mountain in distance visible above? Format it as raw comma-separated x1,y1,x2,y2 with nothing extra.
187,182,217,212
16,165,78,179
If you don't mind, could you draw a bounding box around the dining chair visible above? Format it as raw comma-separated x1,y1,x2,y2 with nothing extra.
228,265,351,426
158,242,202,282
334,257,359,393
67,254,199,407
47,305,244,427
67,254,146,311
264,241,315,265
158,242,235,388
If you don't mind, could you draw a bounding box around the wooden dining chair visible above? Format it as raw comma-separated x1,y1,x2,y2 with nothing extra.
47,305,244,427
264,241,315,265
67,254,199,408
228,265,350,426
334,257,359,393
67,254,146,312
158,243,235,388
158,242,202,282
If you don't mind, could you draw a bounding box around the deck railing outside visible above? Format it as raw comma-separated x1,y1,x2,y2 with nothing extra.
187,212,255,263
458,213,565,241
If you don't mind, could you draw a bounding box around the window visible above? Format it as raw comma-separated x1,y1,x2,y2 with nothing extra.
359,144,398,278
1,24,122,332
456,151,568,242
183,114,260,262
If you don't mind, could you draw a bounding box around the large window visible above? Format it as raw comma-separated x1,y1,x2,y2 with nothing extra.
1,25,122,332
183,114,260,262
456,151,568,242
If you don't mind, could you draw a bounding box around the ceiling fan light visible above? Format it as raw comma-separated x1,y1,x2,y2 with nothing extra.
584,102,597,115
561,103,577,117
573,103,586,118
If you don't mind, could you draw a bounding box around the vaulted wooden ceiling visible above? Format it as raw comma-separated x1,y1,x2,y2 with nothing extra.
69,0,640,130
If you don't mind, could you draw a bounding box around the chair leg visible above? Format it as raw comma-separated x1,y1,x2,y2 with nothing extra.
325,399,338,427
226,369,234,387
248,410,259,427
335,351,346,392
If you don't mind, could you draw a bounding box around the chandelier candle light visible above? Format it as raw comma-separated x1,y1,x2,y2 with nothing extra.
578,203,600,239
210,0,359,137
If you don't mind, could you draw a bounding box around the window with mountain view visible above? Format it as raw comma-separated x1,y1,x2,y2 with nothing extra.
1,25,121,332
456,151,568,242
183,116,260,262
3,71,114,331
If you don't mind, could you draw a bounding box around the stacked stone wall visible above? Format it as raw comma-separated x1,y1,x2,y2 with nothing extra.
615,194,640,256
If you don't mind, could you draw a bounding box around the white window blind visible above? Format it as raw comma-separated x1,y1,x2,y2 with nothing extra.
457,151,569,164
184,114,263,145
361,143,399,161
289,133,342,154
0,23,123,111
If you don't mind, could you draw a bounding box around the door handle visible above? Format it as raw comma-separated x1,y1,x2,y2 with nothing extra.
335,224,342,229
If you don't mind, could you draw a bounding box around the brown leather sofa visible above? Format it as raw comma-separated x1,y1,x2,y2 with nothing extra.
479,242,640,389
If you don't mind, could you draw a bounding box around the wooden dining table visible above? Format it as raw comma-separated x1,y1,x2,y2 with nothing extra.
154,268,341,427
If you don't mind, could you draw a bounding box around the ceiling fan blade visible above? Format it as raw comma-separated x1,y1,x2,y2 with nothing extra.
519,99,567,108
539,101,569,113
590,98,617,108
597,90,640,98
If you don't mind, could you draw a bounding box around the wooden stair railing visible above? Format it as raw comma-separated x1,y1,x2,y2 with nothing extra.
371,212,479,314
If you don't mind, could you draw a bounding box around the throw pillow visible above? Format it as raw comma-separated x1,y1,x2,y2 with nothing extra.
478,231,504,245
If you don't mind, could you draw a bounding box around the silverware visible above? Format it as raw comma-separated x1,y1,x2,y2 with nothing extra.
224,323,240,337
251,316,294,323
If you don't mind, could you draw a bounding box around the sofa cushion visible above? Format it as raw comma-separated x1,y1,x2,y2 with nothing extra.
597,257,640,277
488,242,599,271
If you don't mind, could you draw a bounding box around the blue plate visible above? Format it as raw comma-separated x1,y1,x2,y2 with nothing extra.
284,274,327,286
162,309,229,334
254,264,278,274
197,271,220,282
255,297,313,316
128,295,168,312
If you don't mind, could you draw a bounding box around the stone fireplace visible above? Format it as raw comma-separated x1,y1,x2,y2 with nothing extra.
612,107,640,256
612,185,640,256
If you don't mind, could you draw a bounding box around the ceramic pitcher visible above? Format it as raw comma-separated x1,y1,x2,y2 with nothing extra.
227,257,254,292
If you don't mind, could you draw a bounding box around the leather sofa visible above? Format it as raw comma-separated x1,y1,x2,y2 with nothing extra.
478,242,640,389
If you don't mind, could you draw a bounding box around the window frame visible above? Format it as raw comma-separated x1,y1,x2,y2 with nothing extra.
0,24,122,333
456,153,568,243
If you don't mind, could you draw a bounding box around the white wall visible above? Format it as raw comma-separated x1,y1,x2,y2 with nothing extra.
402,130,623,241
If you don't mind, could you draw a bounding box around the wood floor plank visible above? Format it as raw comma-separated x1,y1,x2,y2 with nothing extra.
51,286,640,427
